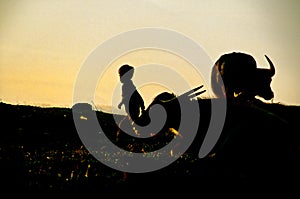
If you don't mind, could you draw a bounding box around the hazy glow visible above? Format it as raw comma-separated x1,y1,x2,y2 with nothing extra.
1,0,299,109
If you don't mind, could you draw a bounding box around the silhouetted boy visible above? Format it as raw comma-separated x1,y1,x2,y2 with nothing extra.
118,64,145,125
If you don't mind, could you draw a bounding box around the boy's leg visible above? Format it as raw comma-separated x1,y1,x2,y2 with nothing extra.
118,115,140,138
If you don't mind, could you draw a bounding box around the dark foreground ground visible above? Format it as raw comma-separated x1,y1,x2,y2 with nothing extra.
0,100,299,196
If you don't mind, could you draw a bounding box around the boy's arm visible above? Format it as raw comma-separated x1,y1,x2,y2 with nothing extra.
118,85,125,109
118,102,122,109
118,95,124,109
118,100,123,109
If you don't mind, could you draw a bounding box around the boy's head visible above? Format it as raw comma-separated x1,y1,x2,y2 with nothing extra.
118,64,134,82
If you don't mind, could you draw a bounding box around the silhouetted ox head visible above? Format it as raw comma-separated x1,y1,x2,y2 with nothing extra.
211,52,275,101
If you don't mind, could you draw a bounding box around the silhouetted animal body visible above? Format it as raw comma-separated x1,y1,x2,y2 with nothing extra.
115,85,206,152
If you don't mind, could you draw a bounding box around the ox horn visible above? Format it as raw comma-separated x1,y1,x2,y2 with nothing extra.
264,55,275,77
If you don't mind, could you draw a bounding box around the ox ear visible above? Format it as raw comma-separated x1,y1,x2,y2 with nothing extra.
264,55,275,77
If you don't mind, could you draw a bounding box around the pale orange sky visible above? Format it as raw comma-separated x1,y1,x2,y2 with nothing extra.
1,0,299,111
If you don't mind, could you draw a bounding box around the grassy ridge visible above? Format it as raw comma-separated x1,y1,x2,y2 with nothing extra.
0,101,299,194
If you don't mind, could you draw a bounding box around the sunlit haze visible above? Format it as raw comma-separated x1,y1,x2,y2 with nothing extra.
1,0,299,113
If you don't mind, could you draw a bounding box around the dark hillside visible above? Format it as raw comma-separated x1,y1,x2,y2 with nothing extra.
0,101,299,194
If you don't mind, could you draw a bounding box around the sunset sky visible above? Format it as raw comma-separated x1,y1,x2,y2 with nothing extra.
1,0,299,112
